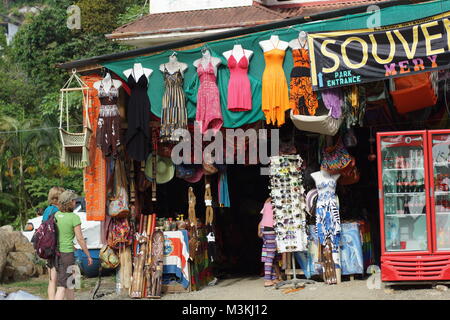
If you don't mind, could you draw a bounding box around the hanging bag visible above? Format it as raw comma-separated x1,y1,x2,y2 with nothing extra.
59,69,92,168
390,72,438,114
108,159,130,218
290,109,343,136
320,137,352,174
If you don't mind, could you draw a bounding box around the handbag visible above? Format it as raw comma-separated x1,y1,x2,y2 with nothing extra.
338,157,360,185
108,159,130,218
290,109,343,136
390,72,438,114
107,218,133,250
99,245,120,269
321,138,352,174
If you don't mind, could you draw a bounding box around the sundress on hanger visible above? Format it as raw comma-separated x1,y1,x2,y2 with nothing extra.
226,48,252,112
196,61,223,134
160,65,188,143
96,80,121,158
289,46,319,116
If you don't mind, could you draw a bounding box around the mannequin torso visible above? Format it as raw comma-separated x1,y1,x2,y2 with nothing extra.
193,50,221,76
259,35,289,53
160,55,188,75
94,73,122,93
123,63,153,81
223,44,253,62
289,31,309,50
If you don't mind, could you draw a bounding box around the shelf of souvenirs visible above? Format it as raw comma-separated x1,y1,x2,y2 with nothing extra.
436,212,450,215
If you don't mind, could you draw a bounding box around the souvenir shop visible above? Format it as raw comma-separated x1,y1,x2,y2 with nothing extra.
58,0,450,297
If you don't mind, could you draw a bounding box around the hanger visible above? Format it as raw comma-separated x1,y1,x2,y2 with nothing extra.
170,51,177,58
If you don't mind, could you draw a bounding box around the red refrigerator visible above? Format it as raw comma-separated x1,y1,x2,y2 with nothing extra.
377,130,450,282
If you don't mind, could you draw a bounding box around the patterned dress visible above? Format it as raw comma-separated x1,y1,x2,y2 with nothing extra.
96,81,121,158
160,65,188,143
196,62,223,134
312,171,341,251
289,47,319,116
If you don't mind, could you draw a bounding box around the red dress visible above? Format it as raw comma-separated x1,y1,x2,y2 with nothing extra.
227,53,252,112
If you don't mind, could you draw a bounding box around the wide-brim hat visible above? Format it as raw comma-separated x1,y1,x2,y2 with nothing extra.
144,154,175,184
306,189,318,215
184,165,204,183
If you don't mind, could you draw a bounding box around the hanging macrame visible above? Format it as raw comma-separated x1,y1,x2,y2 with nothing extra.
59,69,92,168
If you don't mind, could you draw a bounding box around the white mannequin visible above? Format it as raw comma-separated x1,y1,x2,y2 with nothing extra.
93,72,122,93
222,44,253,62
193,49,221,77
311,169,340,185
259,35,289,53
159,53,188,76
123,63,153,81
289,31,309,50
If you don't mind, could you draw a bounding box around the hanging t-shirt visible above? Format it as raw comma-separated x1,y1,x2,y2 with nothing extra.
260,202,274,228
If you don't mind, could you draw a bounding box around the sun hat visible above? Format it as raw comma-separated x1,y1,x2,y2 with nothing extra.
305,189,318,215
58,190,79,206
144,153,175,184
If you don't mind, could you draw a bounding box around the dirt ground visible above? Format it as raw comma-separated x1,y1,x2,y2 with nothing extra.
78,275,450,300
3,275,450,300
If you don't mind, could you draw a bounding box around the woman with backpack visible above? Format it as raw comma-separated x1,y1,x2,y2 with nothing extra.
42,187,65,300
54,190,92,300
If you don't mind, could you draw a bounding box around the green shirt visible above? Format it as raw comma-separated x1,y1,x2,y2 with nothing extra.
55,211,81,253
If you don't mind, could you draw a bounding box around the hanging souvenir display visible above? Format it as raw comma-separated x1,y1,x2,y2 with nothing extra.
260,35,290,127
223,44,253,112
59,69,92,168
342,85,366,128
269,155,307,253
159,52,188,143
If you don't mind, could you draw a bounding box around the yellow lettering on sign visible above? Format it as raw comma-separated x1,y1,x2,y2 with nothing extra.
421,21,445,56
342,37,368,69
394,26,419,60
444,18,450,51
369,31,395,64
321,40,340,73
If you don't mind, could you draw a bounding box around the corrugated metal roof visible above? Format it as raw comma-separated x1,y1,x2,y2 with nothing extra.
108,4,287,39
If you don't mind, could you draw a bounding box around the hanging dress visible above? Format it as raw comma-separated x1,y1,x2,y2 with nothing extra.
125,72,151,162
196,62,223,134
290,46,319,116
96,81,121,158
313,171,341,251
160,65,188,143
227,49,252,112
262,49,290,127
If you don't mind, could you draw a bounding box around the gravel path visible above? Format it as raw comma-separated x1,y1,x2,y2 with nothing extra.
77,276,450,300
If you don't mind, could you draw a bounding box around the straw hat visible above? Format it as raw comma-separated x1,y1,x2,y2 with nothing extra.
144,154,175,184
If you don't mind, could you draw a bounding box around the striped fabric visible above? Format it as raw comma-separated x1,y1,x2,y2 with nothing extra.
261,229,280,281
160,66,188,143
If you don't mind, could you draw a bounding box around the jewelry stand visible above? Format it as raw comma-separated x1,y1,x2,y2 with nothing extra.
275,252,315,289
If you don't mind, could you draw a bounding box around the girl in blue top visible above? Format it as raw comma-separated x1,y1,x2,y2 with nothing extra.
42,186,65,300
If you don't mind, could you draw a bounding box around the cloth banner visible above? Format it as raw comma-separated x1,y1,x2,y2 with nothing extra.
308,11,450,90
163,230,190,289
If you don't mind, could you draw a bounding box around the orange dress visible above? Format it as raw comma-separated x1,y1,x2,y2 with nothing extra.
262,49,290,127
289,48,319,116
